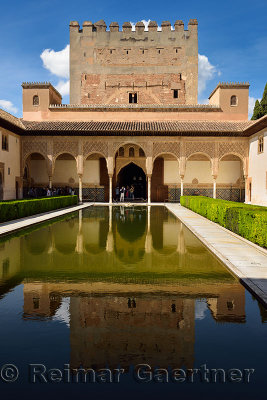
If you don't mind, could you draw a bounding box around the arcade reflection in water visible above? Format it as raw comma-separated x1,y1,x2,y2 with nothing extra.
1,206,264,370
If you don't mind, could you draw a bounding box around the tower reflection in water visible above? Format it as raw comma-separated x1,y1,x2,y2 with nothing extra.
0,206,250,370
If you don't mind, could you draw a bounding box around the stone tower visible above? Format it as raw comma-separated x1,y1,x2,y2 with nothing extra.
69,19,198,105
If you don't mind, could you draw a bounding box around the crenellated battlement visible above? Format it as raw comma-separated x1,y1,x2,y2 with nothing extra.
69,19,198,34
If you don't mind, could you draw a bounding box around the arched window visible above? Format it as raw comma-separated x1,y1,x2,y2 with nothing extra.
129,147,135,157
139,148,145,157
119,147,124,157
33,95,39,106
230,95,237,106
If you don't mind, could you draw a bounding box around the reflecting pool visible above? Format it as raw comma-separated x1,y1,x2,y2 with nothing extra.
0,206,266,400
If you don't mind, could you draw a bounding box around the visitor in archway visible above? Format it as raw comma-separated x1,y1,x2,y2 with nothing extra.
115,185,120,202
130,185,134,200
126,186,130,199
120,186,125,202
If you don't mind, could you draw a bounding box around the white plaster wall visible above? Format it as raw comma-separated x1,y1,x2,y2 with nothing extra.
30,160,49,184
164,160,180,184
217,161,241,184
53,160,78,184
83,160,100,185
0,130,20,200
184,161,213,183
248,130,267,206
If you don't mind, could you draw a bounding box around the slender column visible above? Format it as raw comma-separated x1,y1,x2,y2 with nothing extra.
180,177,184,197
212,176,217,199
106,205,114,252
147,175,151,204
109,175,113,204
78,174,83,203
49,176,52,189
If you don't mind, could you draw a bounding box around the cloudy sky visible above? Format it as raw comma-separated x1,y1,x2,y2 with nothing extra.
0,0,266,117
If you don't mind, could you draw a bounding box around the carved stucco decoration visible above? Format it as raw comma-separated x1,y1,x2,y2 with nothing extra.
22,140,48,171
153,142,180,159
218,141,248,160
53,141,79,159
185,141,215,159
83,141,108,159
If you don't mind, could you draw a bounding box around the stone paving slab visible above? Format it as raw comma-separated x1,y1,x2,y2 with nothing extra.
0,203,92,236
166,203,267,308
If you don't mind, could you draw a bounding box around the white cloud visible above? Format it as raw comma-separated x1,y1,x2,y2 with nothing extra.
40,45,69,79
248,96,260,118
0,99,18,113
130,19,174,32
55,80,70,96
198,54,219,96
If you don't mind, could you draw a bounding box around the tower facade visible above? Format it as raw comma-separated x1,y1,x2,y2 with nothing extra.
69,19,198,105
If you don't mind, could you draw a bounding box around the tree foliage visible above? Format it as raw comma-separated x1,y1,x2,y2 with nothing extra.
251,83,267,120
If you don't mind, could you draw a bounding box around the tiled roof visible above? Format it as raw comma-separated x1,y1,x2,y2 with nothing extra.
21,120,254,136
0,108,25,130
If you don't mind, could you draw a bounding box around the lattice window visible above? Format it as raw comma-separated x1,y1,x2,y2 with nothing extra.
258,136,264,154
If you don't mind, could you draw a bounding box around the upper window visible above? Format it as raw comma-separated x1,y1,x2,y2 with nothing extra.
173,89,179,99
129,147,135,157
258,136,264,154
118,147,124,157
139,148,145,157
2,134,8,151
230,95,237,106
33,95,39,106
129,93,137,104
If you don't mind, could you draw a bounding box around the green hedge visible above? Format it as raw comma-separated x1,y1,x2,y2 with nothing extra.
0,196,78,223
180,196,267,247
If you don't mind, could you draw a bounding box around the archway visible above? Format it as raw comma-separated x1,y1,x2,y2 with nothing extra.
84,153,108,202
218,154,244,201
117,163,146,200
23,153,49,197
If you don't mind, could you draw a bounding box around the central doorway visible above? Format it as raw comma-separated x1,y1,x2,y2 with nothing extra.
117,163,146,200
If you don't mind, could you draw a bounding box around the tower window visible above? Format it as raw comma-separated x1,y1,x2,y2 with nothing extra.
173,89,179,99
158,49,161,54
258,136,264,154
33,95,39,106
129,93,137,104
230,95,237,106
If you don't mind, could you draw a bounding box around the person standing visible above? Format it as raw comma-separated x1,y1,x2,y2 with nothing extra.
120,186,125,202
130,185,134,200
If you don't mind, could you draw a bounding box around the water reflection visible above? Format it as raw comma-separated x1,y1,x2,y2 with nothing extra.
0,206,256,370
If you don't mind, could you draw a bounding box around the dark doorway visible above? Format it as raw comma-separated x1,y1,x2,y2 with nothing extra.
117,163,146,200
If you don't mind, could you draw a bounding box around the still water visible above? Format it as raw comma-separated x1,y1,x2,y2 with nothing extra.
0,206,266,400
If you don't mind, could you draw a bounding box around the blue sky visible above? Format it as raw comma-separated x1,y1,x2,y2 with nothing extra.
0,0,266,117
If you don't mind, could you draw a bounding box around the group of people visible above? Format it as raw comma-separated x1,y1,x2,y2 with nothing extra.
27,186,75,198
115,185,135,202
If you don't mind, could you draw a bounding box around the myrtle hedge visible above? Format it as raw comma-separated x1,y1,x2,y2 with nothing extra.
180,196,267,248
0,196,78,223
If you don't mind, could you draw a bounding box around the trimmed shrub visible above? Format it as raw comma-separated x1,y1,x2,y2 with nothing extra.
0,196,78,223
180,196,267,247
